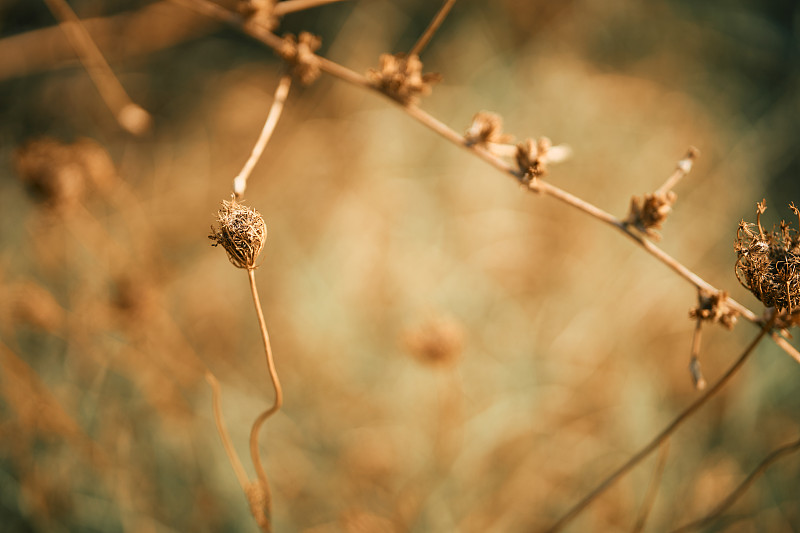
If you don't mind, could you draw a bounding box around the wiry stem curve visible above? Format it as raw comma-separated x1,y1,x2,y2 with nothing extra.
247,268,283,489
543,319,772,533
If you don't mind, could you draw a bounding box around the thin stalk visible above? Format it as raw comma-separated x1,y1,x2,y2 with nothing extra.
246,268,283,489
409,0,458,57
175,0,800,364
273,0,350,17
670,437,800,533
42,0,151,135
631,441,670,533
543,321,772,533
656,147,698,196
174,0,800,358
234,75,292,198
205,371,250,489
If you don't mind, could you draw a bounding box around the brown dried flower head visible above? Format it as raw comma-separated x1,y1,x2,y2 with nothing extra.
14,137,118,211
367,53,442,105
464,111,513,146
403,315,464,367
15,138,86,210
516,137,553,180
278,32,322,85
625,191,677,240
735,200,800,317
689,289,738,329
209,200,267,269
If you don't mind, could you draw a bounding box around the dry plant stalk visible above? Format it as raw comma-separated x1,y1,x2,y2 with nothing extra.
154,1,800,529
670,436,800,533
206,73,293,532
233,75,292,198
42,0,151,135
545,317,773,533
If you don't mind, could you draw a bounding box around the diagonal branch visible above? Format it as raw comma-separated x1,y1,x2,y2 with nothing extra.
42,0,151,135
669,436,800,533
171,0,800,361
273,0,351,17
543,320,772,533
409,0,458,57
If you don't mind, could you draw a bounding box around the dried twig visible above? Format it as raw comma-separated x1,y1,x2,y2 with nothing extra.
543,320,772,533
174,0,800,365
233,75,292,198
631,441,670,533
205,371,250,490
42,0,151,135
670,437,800,532
273,0,350,17
409,0,458,57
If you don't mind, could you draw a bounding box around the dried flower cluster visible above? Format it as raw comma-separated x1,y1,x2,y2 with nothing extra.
624,191,676,240
367,53,441,105
515,137,554,180
735,200,800,318
403,315,464,367
14,137,116,210
689,289,738,329
209,200,267,269
278,32,322,85
238,0,277,31
625,148,698,240
464,111,512,146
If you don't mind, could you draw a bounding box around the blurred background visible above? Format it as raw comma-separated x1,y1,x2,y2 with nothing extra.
1,0,799,531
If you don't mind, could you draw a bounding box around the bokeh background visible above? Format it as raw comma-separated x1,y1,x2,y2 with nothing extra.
1,0,799,531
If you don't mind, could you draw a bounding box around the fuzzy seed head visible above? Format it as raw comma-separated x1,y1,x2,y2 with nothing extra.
735,200,800,316
209,200,267,269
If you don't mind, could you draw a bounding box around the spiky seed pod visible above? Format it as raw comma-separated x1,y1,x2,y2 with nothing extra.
209,200,267,269
734,200,800,314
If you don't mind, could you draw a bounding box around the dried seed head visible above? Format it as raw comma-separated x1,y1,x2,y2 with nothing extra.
209,200,267,269
403,315,464,367
464,111,512,146
15,138,86,210
735,199,800,316
689,289,738,329
14,137,118,211
515,137,555,180
367,53,442,105
278,32,322,85
625,191,677,240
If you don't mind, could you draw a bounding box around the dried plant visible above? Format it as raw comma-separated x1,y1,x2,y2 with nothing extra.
4,1,800,532
209,200,268,270
367,53,441,105
735,200,800,321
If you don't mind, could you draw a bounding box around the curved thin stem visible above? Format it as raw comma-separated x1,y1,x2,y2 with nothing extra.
205,371,250,489
409,0,458,57
670,437,800,533
631,441,670,533
543,321,772,533
233,74,292,198
246,268,283,490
